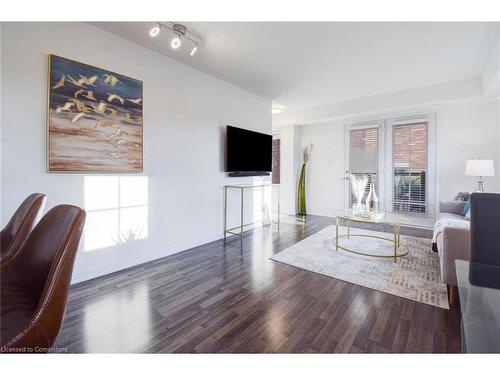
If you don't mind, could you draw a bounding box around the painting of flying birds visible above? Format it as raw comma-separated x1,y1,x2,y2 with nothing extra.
47,54,143,172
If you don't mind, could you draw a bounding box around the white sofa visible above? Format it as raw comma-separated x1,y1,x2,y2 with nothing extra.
434,201,471,287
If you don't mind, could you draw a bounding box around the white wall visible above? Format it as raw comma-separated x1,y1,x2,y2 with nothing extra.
296,122,344,217
279,125,300,214
436,101,500,199
496,100,500,192
0,24,2,218
279,100,500,218
482,25,500,96
0,22,271,283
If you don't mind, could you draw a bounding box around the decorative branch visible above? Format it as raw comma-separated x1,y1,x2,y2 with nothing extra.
303,144,313,164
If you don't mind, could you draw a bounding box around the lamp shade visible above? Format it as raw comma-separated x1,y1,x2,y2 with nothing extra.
465,159,495,177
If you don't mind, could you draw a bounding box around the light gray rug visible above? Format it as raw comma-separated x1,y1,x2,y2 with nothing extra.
270,225,449,309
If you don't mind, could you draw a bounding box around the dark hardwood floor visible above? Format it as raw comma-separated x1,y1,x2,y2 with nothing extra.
55,215,461,353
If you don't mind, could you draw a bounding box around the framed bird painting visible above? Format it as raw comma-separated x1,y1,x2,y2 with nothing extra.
47,54,143,172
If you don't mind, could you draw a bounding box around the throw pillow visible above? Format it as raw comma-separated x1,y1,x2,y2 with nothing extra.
462,201,471,216
465,207,471,220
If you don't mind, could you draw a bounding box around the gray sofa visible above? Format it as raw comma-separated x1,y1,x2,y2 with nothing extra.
434,201,471,288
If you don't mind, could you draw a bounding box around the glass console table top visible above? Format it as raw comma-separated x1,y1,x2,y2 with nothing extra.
455,259,500,353
334,209,409,225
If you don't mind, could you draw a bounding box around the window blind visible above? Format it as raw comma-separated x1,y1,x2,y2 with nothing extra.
349,128,378,206
392,123,428,214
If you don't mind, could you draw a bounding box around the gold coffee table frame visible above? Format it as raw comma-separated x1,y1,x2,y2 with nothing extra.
334,210,409,263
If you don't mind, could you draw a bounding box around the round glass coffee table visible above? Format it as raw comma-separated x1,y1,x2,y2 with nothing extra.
333,209,409,262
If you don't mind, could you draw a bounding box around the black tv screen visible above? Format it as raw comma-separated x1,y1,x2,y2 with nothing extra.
226,126,272,173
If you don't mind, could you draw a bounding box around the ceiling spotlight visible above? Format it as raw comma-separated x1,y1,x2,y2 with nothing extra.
149,22,200,55
149,24,161,37
272,105,284,114
190,44,198,56
171,23,187,49
171,35,181,49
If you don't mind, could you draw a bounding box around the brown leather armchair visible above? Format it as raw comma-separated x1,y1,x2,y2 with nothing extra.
1,193,47,263
0,205,85,353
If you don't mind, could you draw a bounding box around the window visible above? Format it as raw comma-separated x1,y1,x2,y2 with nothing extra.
272,134,280,184
346,115,435,217
392,123,428,214
349,127,379,206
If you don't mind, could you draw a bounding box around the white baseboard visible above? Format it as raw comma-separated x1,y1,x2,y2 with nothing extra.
71,247,166,284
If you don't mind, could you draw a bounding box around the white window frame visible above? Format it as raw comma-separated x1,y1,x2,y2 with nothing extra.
344,113,436,219
384,114,436,218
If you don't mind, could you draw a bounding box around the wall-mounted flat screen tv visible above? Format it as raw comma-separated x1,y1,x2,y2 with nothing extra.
226,125,272,176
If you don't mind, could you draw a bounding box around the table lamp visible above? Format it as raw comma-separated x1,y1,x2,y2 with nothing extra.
465,159,495,192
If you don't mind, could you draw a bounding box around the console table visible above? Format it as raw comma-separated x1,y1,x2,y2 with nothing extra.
223,184,280,242
455,259,500,353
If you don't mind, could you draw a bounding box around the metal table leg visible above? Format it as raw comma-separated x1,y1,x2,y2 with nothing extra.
336,217,339,251
393,224,399,263
223,186,227,242
240,188,244,243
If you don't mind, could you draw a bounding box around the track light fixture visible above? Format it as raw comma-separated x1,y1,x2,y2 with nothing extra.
149,22,200,57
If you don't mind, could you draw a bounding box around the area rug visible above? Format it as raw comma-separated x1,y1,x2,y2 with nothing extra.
270,225,449,309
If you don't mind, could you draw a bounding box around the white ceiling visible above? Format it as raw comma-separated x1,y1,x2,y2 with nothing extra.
92,22,497,111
